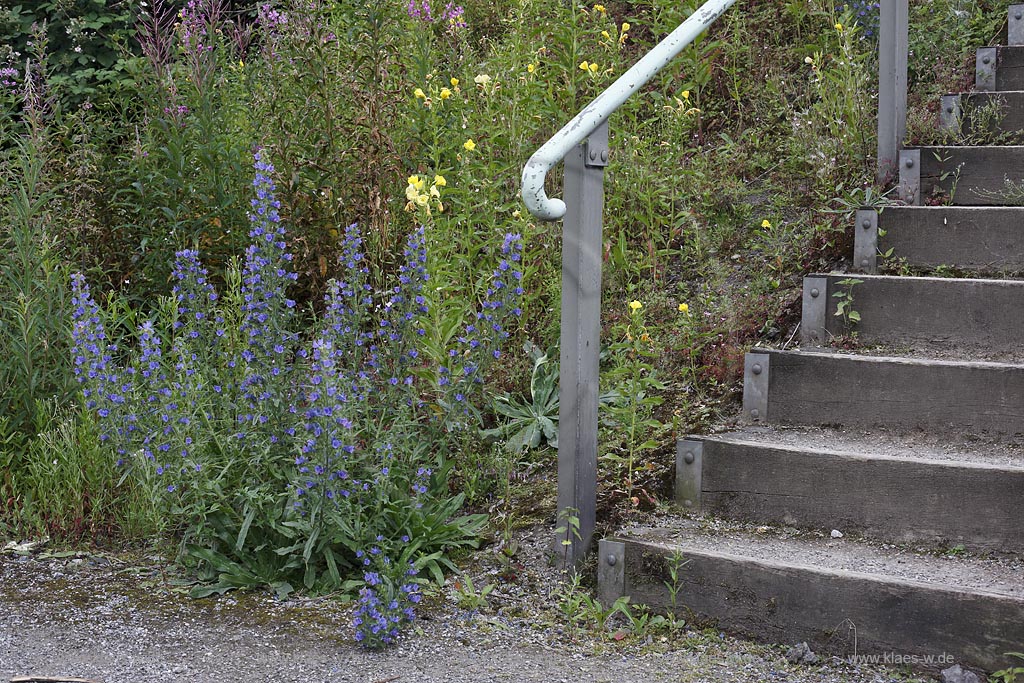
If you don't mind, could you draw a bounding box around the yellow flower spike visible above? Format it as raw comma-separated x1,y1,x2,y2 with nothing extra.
433,174,446,187
440,87,452,99
678,303,689,314
589,62,599,73
761,219,772,228
579,60,590,71
629,300,642,312
463,138,477,151
414,87,426,99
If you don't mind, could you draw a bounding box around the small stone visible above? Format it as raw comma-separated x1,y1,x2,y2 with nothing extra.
785,641,819,664
941,664,982,683
830,530,844,539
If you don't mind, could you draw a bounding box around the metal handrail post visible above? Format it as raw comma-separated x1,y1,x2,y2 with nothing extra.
877,0,909,183
557,121,608,568
523,0,739,568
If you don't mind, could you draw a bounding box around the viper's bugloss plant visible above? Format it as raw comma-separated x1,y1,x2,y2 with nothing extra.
68,149,521,648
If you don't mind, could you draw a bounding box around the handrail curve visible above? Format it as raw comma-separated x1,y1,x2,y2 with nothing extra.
521,0,739,221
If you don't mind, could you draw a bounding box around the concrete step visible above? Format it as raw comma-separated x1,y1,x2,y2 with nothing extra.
898,146,1024,206
742,348,1024,437
599,519,1024,672
800,273,1024,350
940,91,1024,142
854,206,1024,274
976,45,1024,91
675,427,1024,553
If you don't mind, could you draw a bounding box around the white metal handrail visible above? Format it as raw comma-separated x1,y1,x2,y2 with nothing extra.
521,0,739,222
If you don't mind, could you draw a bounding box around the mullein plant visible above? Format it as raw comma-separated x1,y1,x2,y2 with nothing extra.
69,149,522,647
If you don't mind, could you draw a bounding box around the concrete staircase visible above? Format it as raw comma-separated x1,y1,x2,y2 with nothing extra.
598,9,1024,674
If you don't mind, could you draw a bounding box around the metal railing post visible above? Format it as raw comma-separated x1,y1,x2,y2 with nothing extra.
557,121,608,568
520,0,739,568
877,0,909,184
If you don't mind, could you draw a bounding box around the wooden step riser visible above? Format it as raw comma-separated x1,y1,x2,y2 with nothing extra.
600,537,1024,673
854,207,1024,274
941,93,1024,140
743,350,1024,436
800,273,1024,349
899,146,1024,206
977,45,1024,91
679,438,1024,553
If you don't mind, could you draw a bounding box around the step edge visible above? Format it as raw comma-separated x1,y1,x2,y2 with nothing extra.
608,533,1024,602
808,272,1024,286
686,434,1024,472
757,347,1024,370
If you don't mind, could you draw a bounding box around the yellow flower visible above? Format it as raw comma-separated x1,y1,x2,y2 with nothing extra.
527,63,536,73
440,87,452,99
834,22,843,32
451,77,459,87
433,174,446,186
463,138,477,151
629,300,642,312
589,62,599,73
429,185,441,199
474,73,491,86
678,303,689,314
407,174,423,188
593,3,606,13
681,90,690,100
415,194,429,207
579,60,590,71
414,87,426,99
761,219,772,228
621,21,630,32
601,30,610,40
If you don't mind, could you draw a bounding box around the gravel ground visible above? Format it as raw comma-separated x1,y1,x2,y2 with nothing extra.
0,527,932,683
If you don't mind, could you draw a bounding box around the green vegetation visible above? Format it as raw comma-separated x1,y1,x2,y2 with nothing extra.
0,0,1004,648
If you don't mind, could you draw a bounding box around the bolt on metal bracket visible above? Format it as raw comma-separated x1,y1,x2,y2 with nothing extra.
675,439,703,512
801,276,829,346
742,352,770,422
898,149,921,205
1011,5,1024,46
853,209,879,274
938,95,962,138
976,47,997,91
597,539,626,606
583,125,610,168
